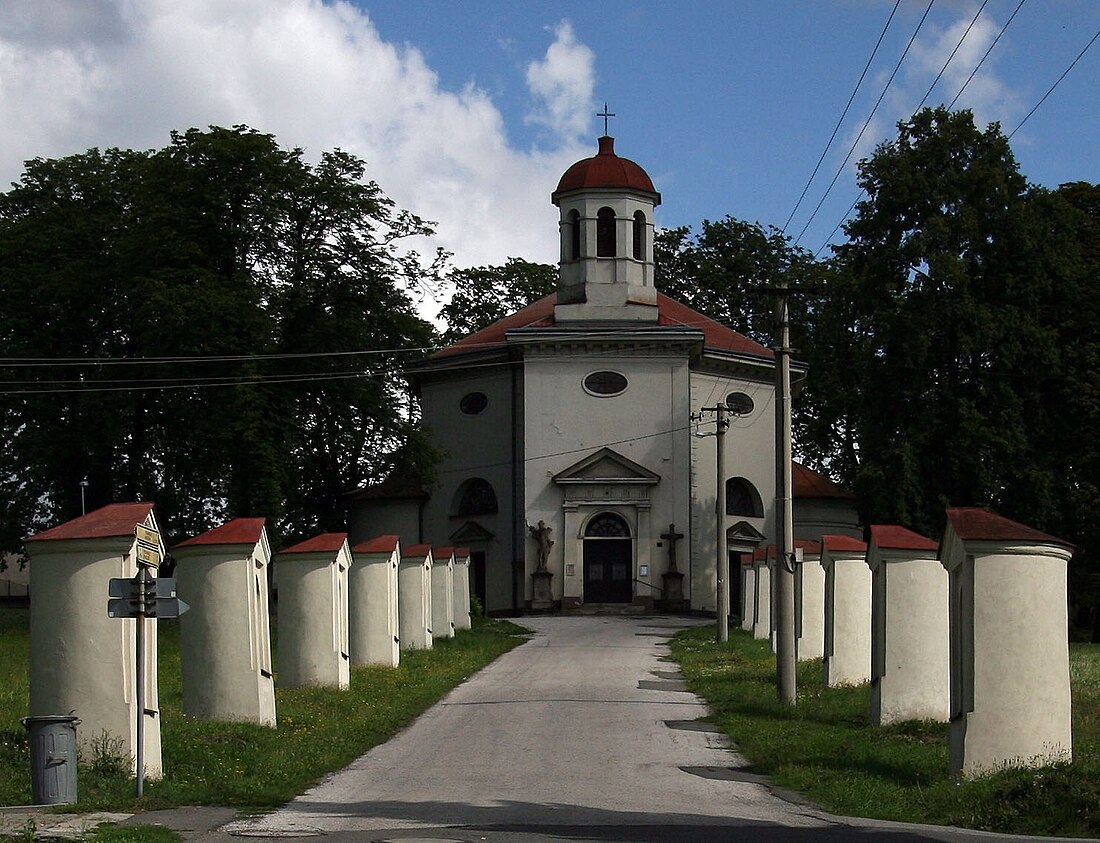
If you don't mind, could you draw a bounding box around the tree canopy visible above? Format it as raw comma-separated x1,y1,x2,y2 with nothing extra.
0,126,441,549
437,258,556,345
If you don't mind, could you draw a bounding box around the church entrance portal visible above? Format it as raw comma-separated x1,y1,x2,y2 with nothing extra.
583,513,632,603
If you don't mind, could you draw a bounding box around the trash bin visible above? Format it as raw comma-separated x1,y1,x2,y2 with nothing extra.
21,714,79,805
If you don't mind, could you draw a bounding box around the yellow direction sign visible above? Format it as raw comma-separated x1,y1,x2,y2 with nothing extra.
135,543,161,568
134,524,160,548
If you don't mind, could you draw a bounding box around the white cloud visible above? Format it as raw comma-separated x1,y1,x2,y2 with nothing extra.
0,0,597,285
906,6,1023,128
524,20,596,143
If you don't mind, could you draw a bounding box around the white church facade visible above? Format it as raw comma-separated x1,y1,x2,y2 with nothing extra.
350,135,811,615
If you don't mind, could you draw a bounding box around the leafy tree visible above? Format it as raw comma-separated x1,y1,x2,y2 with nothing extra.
437,258,556,344
806,106,1078,540
0,126,441,549
654,217,827,348
1053,181,1100,639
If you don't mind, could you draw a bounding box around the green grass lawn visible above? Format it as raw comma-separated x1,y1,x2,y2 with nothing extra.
670,625,1100,838
0,605,527,812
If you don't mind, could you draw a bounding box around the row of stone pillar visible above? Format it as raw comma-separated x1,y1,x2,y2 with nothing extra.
739,507,1074,776
24,504,473,779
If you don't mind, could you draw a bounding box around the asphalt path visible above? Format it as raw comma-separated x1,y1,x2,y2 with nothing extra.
213,616,1085,843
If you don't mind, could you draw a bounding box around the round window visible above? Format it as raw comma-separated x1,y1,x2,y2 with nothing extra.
584,371,628,396
460,392,488,415
726,392,755,416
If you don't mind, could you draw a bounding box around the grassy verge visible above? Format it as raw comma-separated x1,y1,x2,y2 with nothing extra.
0,605,527,812
669,625,1100,838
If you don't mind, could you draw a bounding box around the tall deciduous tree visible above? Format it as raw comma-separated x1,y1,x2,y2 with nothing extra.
806,106,1079,544
437,258,557,344
0,126,441,548
654,217,827,348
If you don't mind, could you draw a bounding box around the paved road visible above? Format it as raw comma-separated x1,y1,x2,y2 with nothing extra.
214,615,1070,843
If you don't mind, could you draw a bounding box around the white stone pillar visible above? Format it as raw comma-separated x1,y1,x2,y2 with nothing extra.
821,534,871,687
942,507,1074,776
349,535,401,667
25,503,163,779
740,561,756,632
398,544,433,650
275,533,352,689
173,517,276,726
431,546,456,640
452,547,473,631
868,525,949,725
795,541,825,660
752,548,771,641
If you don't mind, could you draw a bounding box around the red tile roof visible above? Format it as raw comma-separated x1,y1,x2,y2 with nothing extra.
175,517,266,548
280,532,348,554
870,524,938,552
432,292,773,361
553,136,659,198
432,546,455,559
401,543,432,558
454,547,471,558
25,502,155,542
352,534,401,555
946,508,1073,549
821,534,868,553
792,462,854,499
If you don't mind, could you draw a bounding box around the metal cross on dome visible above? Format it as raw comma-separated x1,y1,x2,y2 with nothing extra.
597,102,616,135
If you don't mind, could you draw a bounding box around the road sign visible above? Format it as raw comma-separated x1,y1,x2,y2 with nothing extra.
107,576,187,618
135,544,161,568
134,524,160,548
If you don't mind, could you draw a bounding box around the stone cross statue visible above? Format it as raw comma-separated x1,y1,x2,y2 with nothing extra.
660,523,684,572
528,520,554,572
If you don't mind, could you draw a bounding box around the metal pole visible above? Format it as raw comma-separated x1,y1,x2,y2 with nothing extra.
774,282,797,705
716,403,729,642
135,567,146,797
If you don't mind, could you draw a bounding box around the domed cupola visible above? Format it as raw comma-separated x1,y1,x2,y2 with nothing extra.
551,136,661,324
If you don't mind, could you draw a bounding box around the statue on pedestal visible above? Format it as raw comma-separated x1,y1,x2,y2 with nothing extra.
527,520,555,610
528,520,554,572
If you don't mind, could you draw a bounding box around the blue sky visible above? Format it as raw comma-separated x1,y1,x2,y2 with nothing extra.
1,1,1097,313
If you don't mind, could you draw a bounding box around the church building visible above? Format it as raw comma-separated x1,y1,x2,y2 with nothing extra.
350,135,807,615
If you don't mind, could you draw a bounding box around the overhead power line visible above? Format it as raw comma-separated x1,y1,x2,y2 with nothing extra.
1009,24,1100,139
947,0,1026,111
915,0,990,112
782,0,902,235
814,0,1029,258
794,0,938,247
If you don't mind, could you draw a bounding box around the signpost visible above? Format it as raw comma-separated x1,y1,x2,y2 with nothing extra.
105,524,187,796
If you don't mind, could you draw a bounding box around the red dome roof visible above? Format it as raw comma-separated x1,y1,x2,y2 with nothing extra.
553,136,660,204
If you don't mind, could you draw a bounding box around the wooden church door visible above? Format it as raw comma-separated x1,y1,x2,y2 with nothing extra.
583,513,632,603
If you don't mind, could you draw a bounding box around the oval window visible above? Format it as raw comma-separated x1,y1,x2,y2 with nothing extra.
584,371,628,396
460,392,488,415
726,392,755,416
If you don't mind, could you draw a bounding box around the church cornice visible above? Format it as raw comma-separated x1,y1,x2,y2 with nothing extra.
505,326,703,357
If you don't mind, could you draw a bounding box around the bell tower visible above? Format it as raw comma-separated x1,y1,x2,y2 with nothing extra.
551,135,661,323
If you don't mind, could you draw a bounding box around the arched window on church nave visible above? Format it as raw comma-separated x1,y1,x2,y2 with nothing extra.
726,477,764,518
452,478,499,517
568,209,581,261
596,206,616,257
632,211,646,260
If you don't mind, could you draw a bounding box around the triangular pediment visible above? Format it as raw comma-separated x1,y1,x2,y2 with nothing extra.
449,521,495,543
726,520,767,552
553,447,661,486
